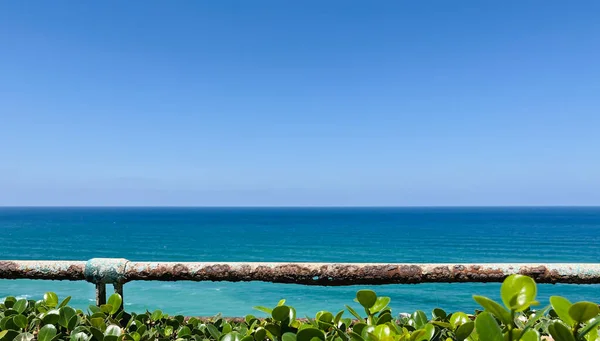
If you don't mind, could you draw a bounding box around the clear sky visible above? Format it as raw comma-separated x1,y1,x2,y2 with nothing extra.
1,1,599,206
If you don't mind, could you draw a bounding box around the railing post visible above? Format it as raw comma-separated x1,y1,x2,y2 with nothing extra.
96,283,106,306
114,282,124,312
84,258,129,307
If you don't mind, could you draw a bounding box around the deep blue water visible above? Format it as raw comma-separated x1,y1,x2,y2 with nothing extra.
0,207,599,316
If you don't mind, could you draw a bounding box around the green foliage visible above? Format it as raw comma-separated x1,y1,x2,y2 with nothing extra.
43,292,59,308
356,290,378,309
569,303,599,324
1,277,599,341
476,312,503,341
107,294,123,316
500,274,538,312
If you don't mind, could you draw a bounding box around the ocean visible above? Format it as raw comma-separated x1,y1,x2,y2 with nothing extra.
0,207,599,317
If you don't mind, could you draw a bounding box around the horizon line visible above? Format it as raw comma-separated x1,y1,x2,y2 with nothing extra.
1,205,599,208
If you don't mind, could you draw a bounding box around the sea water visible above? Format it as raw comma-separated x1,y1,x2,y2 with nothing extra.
0,207,599,316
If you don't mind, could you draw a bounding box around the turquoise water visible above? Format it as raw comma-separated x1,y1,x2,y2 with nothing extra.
1,207,599,316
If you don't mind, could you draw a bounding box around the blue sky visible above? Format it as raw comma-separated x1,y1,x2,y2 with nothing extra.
1,1,599,206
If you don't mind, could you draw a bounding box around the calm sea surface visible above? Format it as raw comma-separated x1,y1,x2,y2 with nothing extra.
0,207,599,316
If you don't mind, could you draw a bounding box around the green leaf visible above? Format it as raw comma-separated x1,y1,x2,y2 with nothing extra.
13,299,28,314
135,324,146,337
3,296,16,308
254,328,267,341
356,290,377,309
432,308,447,320
278,299,286,306
100,304,113,314
107,294,122,315
521,306,550,336
207,324,221,340
550,296,575,327
297,328,326,341
412,311,428,330
500,275,537,312
151,310,163,321
35,301,48,313
586,327,598,341
253,306,273,315
548,322,575,341
13,315,28,329
569,302,600,324
59,296,72,308
316,311,334,329
423,324,435,341
579,318,600,339
59,306,77,328
3,308,18,317
505,329,522,341
88,305,101,314
178,326,192,337
475,312,503,341
272,306,291,322
431,321,452,329
129,332,141,341
90,327,104,341
105,325,122,337
409,330,427,341
3,316,19,330
43,292,59,308
90,317,106,331
0,330,18,341
350,332,366,341
71,332,90,341
68,315,79,331
473,296,512,325
334,310,345,326
223,332,243,341
455,321,474,340
42,309,60,325
370,297,391,314
361,326,376,340
265,323,281,338
38,325,58,341
346,305,363,320
245,314,256,325
450,312,470,329
520,329,540,341
163,325,174,337
354,323,367,335
374,325,394,340
14,332,34,341
377,313,392,325
283,332,297,341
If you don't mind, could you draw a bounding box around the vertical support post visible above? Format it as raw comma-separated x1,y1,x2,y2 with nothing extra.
96,283,106,306
114,282,124,312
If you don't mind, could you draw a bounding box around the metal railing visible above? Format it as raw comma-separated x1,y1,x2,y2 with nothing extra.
1,259,599,308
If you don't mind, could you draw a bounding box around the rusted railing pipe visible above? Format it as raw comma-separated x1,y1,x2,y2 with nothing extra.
2,259,600,307
3,260,600,285
123,262,600,285
0,260,86,280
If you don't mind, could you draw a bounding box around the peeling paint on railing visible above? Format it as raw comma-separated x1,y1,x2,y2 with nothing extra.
0,260,85,280
1,259,599,307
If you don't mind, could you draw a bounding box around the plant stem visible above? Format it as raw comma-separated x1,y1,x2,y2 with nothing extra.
509,310,515,341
